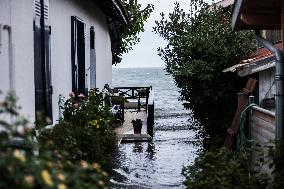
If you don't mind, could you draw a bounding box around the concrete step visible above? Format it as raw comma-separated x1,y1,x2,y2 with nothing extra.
118,134,152,143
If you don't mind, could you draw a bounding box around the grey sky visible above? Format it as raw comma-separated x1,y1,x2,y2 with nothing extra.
114,0,214,68
114,0,191,68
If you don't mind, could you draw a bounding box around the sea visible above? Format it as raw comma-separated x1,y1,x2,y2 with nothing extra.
110,67,201,189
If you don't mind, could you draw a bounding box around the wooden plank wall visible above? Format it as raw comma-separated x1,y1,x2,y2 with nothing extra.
250,106,275,175
251,106,275,142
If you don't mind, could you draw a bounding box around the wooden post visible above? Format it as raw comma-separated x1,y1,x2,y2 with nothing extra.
147,103,154,137
275,0,284,173
224,78,257,149
248,95,255,140
238,92,243,109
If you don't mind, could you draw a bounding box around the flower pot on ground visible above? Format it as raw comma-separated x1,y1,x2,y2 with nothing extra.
131,119,143,134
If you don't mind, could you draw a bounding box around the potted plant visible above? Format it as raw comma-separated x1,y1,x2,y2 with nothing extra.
137,88,149,97
131,119,143,134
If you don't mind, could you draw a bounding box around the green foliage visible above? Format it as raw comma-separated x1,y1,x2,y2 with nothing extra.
182,147,269,189
113,0,154,64
39,91,117,165
154,0,255,137
0,92,107,189
267,141,284,188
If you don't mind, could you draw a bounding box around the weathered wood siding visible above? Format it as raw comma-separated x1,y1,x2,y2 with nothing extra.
250,106,275,175
251,106,275,142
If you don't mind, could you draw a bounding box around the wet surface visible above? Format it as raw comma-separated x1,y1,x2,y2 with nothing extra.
111,68,202,188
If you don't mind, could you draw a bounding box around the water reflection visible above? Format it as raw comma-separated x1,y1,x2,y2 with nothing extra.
109,116,201,189
111,68,202,188
133,143,143,153
145,142,155,160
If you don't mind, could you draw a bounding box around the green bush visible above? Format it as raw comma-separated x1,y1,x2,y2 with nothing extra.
0,149,108,189
39,90,117,165
0,92,108,189
182,147,269,189
154,0,255,138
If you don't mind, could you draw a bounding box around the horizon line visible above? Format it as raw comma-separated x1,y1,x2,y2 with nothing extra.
112,66,165,69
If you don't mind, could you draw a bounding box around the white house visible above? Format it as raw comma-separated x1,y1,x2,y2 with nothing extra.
0,0,128,124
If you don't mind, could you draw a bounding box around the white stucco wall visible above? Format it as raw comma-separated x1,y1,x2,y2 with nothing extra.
0,0,35,121
0,0,113,123
50,0,112,122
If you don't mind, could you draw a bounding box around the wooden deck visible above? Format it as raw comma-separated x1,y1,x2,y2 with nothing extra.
115,109,152,145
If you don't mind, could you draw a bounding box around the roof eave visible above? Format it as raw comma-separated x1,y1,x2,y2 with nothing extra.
231,0,281,30
94,0,129,26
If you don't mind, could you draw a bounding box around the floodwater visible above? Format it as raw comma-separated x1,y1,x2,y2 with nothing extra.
110,68,202,189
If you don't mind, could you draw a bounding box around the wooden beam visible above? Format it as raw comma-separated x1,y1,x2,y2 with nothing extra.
224,78,258,149
241,13,281,27
282,1,284,50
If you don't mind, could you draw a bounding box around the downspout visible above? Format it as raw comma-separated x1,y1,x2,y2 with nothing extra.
255,30,284,141
3,25,15,92
0,24,3,54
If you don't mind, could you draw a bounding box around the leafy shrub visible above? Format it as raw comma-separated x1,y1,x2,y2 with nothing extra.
154,0,255,138
0,93,108,189
112,0,154,64
182,147,269,189
39,91,117,165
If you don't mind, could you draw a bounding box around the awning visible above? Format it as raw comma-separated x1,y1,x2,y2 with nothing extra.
232,0,281,30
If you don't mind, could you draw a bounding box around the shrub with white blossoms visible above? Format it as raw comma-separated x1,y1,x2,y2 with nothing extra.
38,90,117,165
0,92,108,189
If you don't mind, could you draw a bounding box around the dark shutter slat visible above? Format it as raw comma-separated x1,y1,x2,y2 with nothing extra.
34,0,53,124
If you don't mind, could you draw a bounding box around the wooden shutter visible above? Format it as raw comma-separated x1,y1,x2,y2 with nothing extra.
34,0,53,124
71,16,86,95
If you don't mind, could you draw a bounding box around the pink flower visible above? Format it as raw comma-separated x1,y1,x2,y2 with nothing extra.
78,93,85,98
69,92,75,97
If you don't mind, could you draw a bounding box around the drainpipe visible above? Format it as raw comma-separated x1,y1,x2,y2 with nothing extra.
3,25,15,92
0,24,3,54
255,30,284,141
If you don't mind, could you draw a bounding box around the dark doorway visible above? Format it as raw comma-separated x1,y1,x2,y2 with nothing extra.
71,16,87,96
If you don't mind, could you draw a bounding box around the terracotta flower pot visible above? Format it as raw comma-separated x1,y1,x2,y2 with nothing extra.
132,119,143,134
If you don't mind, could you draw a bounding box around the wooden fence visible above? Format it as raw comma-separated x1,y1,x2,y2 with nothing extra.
250,106,275,175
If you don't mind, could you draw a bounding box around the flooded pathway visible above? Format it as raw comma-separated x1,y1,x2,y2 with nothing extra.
111,68,202,188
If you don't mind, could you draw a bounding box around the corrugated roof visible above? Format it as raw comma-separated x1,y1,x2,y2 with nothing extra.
241,42,282,64
223,42,282,74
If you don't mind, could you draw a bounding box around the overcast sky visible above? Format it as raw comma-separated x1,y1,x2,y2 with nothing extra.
113,0,191,68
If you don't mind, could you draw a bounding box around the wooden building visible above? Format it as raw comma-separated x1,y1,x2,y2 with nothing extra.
229,0,284,174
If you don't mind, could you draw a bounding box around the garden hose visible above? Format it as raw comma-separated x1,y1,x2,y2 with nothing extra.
236,103,257,151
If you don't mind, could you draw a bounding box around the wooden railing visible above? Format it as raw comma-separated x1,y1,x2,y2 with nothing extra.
250,106,275,175
114,86,152,111
113,86,155,137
